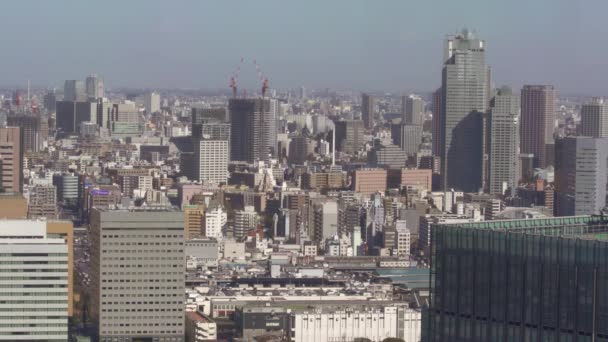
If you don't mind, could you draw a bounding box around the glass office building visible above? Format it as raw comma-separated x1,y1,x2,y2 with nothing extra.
423,215,608,342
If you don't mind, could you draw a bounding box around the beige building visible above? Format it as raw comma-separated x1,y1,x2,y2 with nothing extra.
0,192,27,219
0,127,23,193
401,168,433,191
353,168,387,196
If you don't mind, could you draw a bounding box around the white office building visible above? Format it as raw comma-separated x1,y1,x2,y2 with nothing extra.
0,220,69,341
197,139,228,185
204,202,227,239
234,206,257,239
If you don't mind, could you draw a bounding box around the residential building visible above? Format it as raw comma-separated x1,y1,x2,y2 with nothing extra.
234,206,257,239
204,201,226,239
0,127,23,193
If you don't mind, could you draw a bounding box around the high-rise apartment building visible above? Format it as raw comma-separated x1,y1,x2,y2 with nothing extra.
334,120,364,155
86,74,104,99
196,138,228,184
0,220,69,341
403,94,424,125
90,208,185,342
229,98,277,163
361,93,375,129
144,92,161,114
488,86,520,196
580,97,608,138
234,205,257,239
554,136,608,216
0,127,23,193
440,29,489,192
520,85,556,168
204,201,226,239
63,80,86,102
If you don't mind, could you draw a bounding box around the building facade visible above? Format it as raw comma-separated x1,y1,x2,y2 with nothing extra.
580,97,608,138
488,86,520,196
229,98,277,163
520,85,556,168
440,29,489,192
361,93,375,129
90,208,185,342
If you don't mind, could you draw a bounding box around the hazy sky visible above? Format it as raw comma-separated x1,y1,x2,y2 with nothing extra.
1,0,606,94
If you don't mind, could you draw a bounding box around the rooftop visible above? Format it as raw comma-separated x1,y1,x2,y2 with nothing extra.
439,215,608,241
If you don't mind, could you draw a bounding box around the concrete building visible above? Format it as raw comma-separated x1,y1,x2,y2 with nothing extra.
63,79,86,101
0,192,27,218
28,184,58,219
90,208,185,342
521,85,556,168
234,205,257,240
184,205,205,239
0,127,23,193
555,136,608,216
395,220,411,257
580,97,608,138
292,304,421,342
191,107,228,125
313,200,338,243
144,92,161,114
362,93,375,129
334,119,364,155
229,98,277,163
196,138,228,184
0,220,69,341
440,29,489,192
7,114,42,152
86,74,104,99
204,201,226,239
399,124,423,156
368,142,407,169
401,168,432,191
353,168,387,196
488,86,520,196
110,102,141,137
185,311,217,342
432,87,443,158
403,94,424,125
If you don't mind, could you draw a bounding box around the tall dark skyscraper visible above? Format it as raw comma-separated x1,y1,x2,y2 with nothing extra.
361,93,375,129
432,87,443,159
229,98,277,163
440,29,489,192
520,85,556,168
334,120,365,155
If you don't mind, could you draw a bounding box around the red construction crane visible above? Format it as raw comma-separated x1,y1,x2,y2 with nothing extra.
229,57,244,98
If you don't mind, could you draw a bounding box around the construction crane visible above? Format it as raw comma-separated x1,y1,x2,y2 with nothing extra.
229,57,244,98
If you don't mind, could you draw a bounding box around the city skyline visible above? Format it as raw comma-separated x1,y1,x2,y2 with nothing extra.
0,0,606,94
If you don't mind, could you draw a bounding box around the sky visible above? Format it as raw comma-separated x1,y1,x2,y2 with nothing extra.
0,0,606,95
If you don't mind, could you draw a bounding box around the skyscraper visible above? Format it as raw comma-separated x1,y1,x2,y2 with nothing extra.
554,136,608,216
144,92,161,114
488,86,520,196
90,208,185,341
361,93,375,129
440,29,489,192
63,80,86,102
229,98,277,163
403,94,424,125
0,127,23,193
580,97,608,138
520,85,556,168
85,74,104,99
